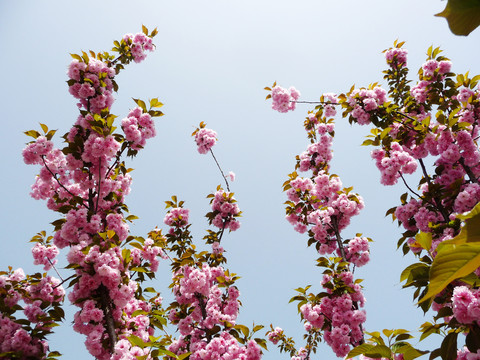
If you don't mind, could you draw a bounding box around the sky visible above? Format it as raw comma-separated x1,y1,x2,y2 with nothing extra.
1,1,480,359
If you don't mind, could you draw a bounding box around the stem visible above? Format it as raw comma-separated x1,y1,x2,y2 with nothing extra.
217,222,227,244
331,216,347,261
47,259,64,282
96,158,102,212
54,274,76,289
105,146,127,179
418,159,450,223
459,157,479,184
209,148,230,192
399,172,423,199
99,284,117,353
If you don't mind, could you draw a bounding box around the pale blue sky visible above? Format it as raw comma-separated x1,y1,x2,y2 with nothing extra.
1,1,479,359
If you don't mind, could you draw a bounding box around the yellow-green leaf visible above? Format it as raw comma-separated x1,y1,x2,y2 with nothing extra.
435,0,480,36
419,243,480,302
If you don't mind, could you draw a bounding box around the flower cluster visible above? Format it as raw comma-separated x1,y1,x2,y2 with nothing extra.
385,47,408,67
122,107,156,149
68,57,116,115
346,86,388,125
271,85,301,113
452,286,480,325
195,127,218,154
0,267,65,358
31,242,59,271
168,264,262,360
123,32,155,63
208,188,241,231
370,142,417,186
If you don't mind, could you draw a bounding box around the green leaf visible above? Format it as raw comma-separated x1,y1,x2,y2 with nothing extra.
395,344,429,360
420,243,480,302
435,0,480,36
364,345,393,359
346,343,375,359
128,335,145,348
133,98,147,112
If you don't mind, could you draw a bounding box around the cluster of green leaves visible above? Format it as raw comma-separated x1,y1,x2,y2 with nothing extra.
347,329,428,360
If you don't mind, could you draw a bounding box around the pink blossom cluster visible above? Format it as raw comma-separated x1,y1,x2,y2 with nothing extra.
195,127,218,154
286,171,364,252
291,347,308,360
0,268,65,358
22,136,54,165
385,47,408,67
123,32,155,63
68,243,157,359
31,242,59,271
266,327,284,345
168,264,262,360
164,207,190,228
68,57,116,114
323,93,339,118
300,271,366,358
271,85,300,113
129,237,168,272
209,189,241,231
410,60,452,103
347,87,388,125
370,142,418,186
451,286,480,325
457,347,480,360
422,59,452,78
298,134,333,173
121,107,156,149
345,236,370,267
169,332,262,360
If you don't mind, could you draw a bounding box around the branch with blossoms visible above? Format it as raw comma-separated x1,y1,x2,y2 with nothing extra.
267,40,480,360
140,124,265,360
12,26,182,360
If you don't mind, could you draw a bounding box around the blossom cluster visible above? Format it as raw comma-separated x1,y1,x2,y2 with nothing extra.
271,85,301,113
123,32,155,63
0,267,65,358
195,127,218,154
346,86,387,125
301,271,366,357
208,189,241,231
122,107,156,149
167,264,262,360
68,57,116,114
452,286,480,325
31,242,59,271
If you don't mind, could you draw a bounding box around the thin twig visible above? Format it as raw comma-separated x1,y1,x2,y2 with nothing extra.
209,148,230,192
399,172,423,199
54,274,76,289
47,259,64,282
